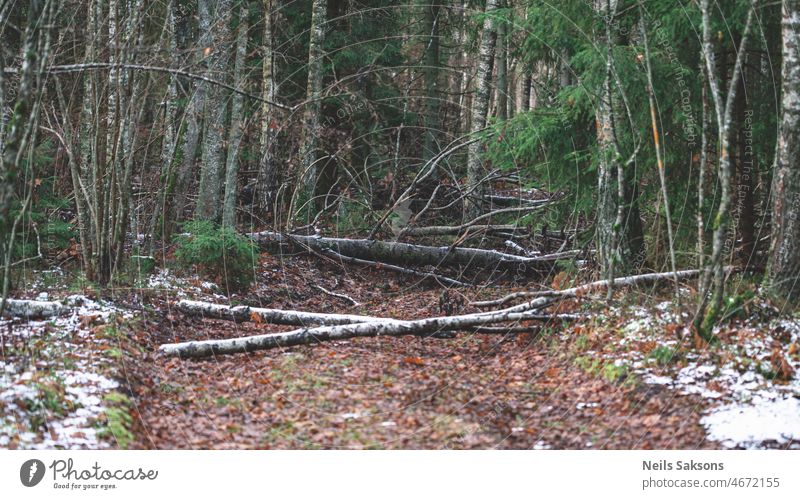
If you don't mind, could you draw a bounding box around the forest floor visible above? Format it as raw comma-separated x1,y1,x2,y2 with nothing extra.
2,253,800,449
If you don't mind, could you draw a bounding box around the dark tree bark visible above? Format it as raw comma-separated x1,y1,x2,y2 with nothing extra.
768,0,800,301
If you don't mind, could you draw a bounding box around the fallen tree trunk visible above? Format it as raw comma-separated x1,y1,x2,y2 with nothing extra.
322,248,470,287
163,269,714,359
160,307,566,358
491,268,724,314
402,224,527,237
249,230,578,273
176,299,401,326
1,299,65,319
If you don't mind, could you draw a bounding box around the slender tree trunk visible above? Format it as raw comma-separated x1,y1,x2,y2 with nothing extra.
495,0,508,121
294,0,328,222
521,72,532,112
698,57,710,269
595,0,640,285
196,0,232,222
768,0,800,301
465,0,498,218
639,13,678,293
222,3,249,229
419,0,442,168
734,51,756,268
147,0,179,253
0,0,55,313
695,0,756,333
257,0,278,214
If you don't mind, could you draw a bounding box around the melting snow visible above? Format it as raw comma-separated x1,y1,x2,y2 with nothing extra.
0,294,126,449
701,397,800,449
603,297,800,449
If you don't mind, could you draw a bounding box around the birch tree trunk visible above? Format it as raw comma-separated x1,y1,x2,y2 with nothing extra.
222,3,249,229
257,0,278,213
249,230,574,273
768,0,800,301
196,0,232,221
595,0,641,286
294,0,327,221
465,0,498,218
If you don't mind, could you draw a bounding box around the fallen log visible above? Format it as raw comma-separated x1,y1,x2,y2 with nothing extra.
322,248,470,287
249,230,579,274
176,299,401,326
162,270,711,359
1,299,65,319
160,307,567,358
402,224,528,238
491,268,722,314
400,204,548,238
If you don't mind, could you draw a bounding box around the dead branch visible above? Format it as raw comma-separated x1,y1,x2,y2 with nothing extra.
312,285,360,306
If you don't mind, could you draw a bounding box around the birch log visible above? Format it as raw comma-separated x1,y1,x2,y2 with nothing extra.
176,299,401,326
160,308,567,358
249,231,577,273
2,299,65,319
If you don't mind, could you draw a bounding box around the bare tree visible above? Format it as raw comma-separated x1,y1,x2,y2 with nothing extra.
694,0,756,333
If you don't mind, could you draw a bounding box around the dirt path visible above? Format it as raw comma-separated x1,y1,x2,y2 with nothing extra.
119,258,716,449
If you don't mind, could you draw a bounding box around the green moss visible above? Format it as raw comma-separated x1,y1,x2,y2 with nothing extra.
98,392,135,449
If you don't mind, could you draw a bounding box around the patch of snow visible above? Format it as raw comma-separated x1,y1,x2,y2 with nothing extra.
0,291,125,449
533,440,551,450
701,397,800,449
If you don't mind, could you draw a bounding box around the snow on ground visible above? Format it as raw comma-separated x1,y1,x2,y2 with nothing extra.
0,295,128,449
603,297,800,449
146,268,225,299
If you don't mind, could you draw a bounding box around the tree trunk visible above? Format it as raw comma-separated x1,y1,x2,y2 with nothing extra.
195,0,232,222
147,0,179,252
734,50,756,268
249,230,575,273
595,0,641,283
419,0,442,168
695,0,755,333
495,0,508,121
177,299,402,326
465,0,498,218
0,0,55,313
222,3,249,229
257,0,278,214
294,0,327,221
768,0,800,301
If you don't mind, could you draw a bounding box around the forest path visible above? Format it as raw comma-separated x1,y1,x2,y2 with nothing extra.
121,256,715,449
